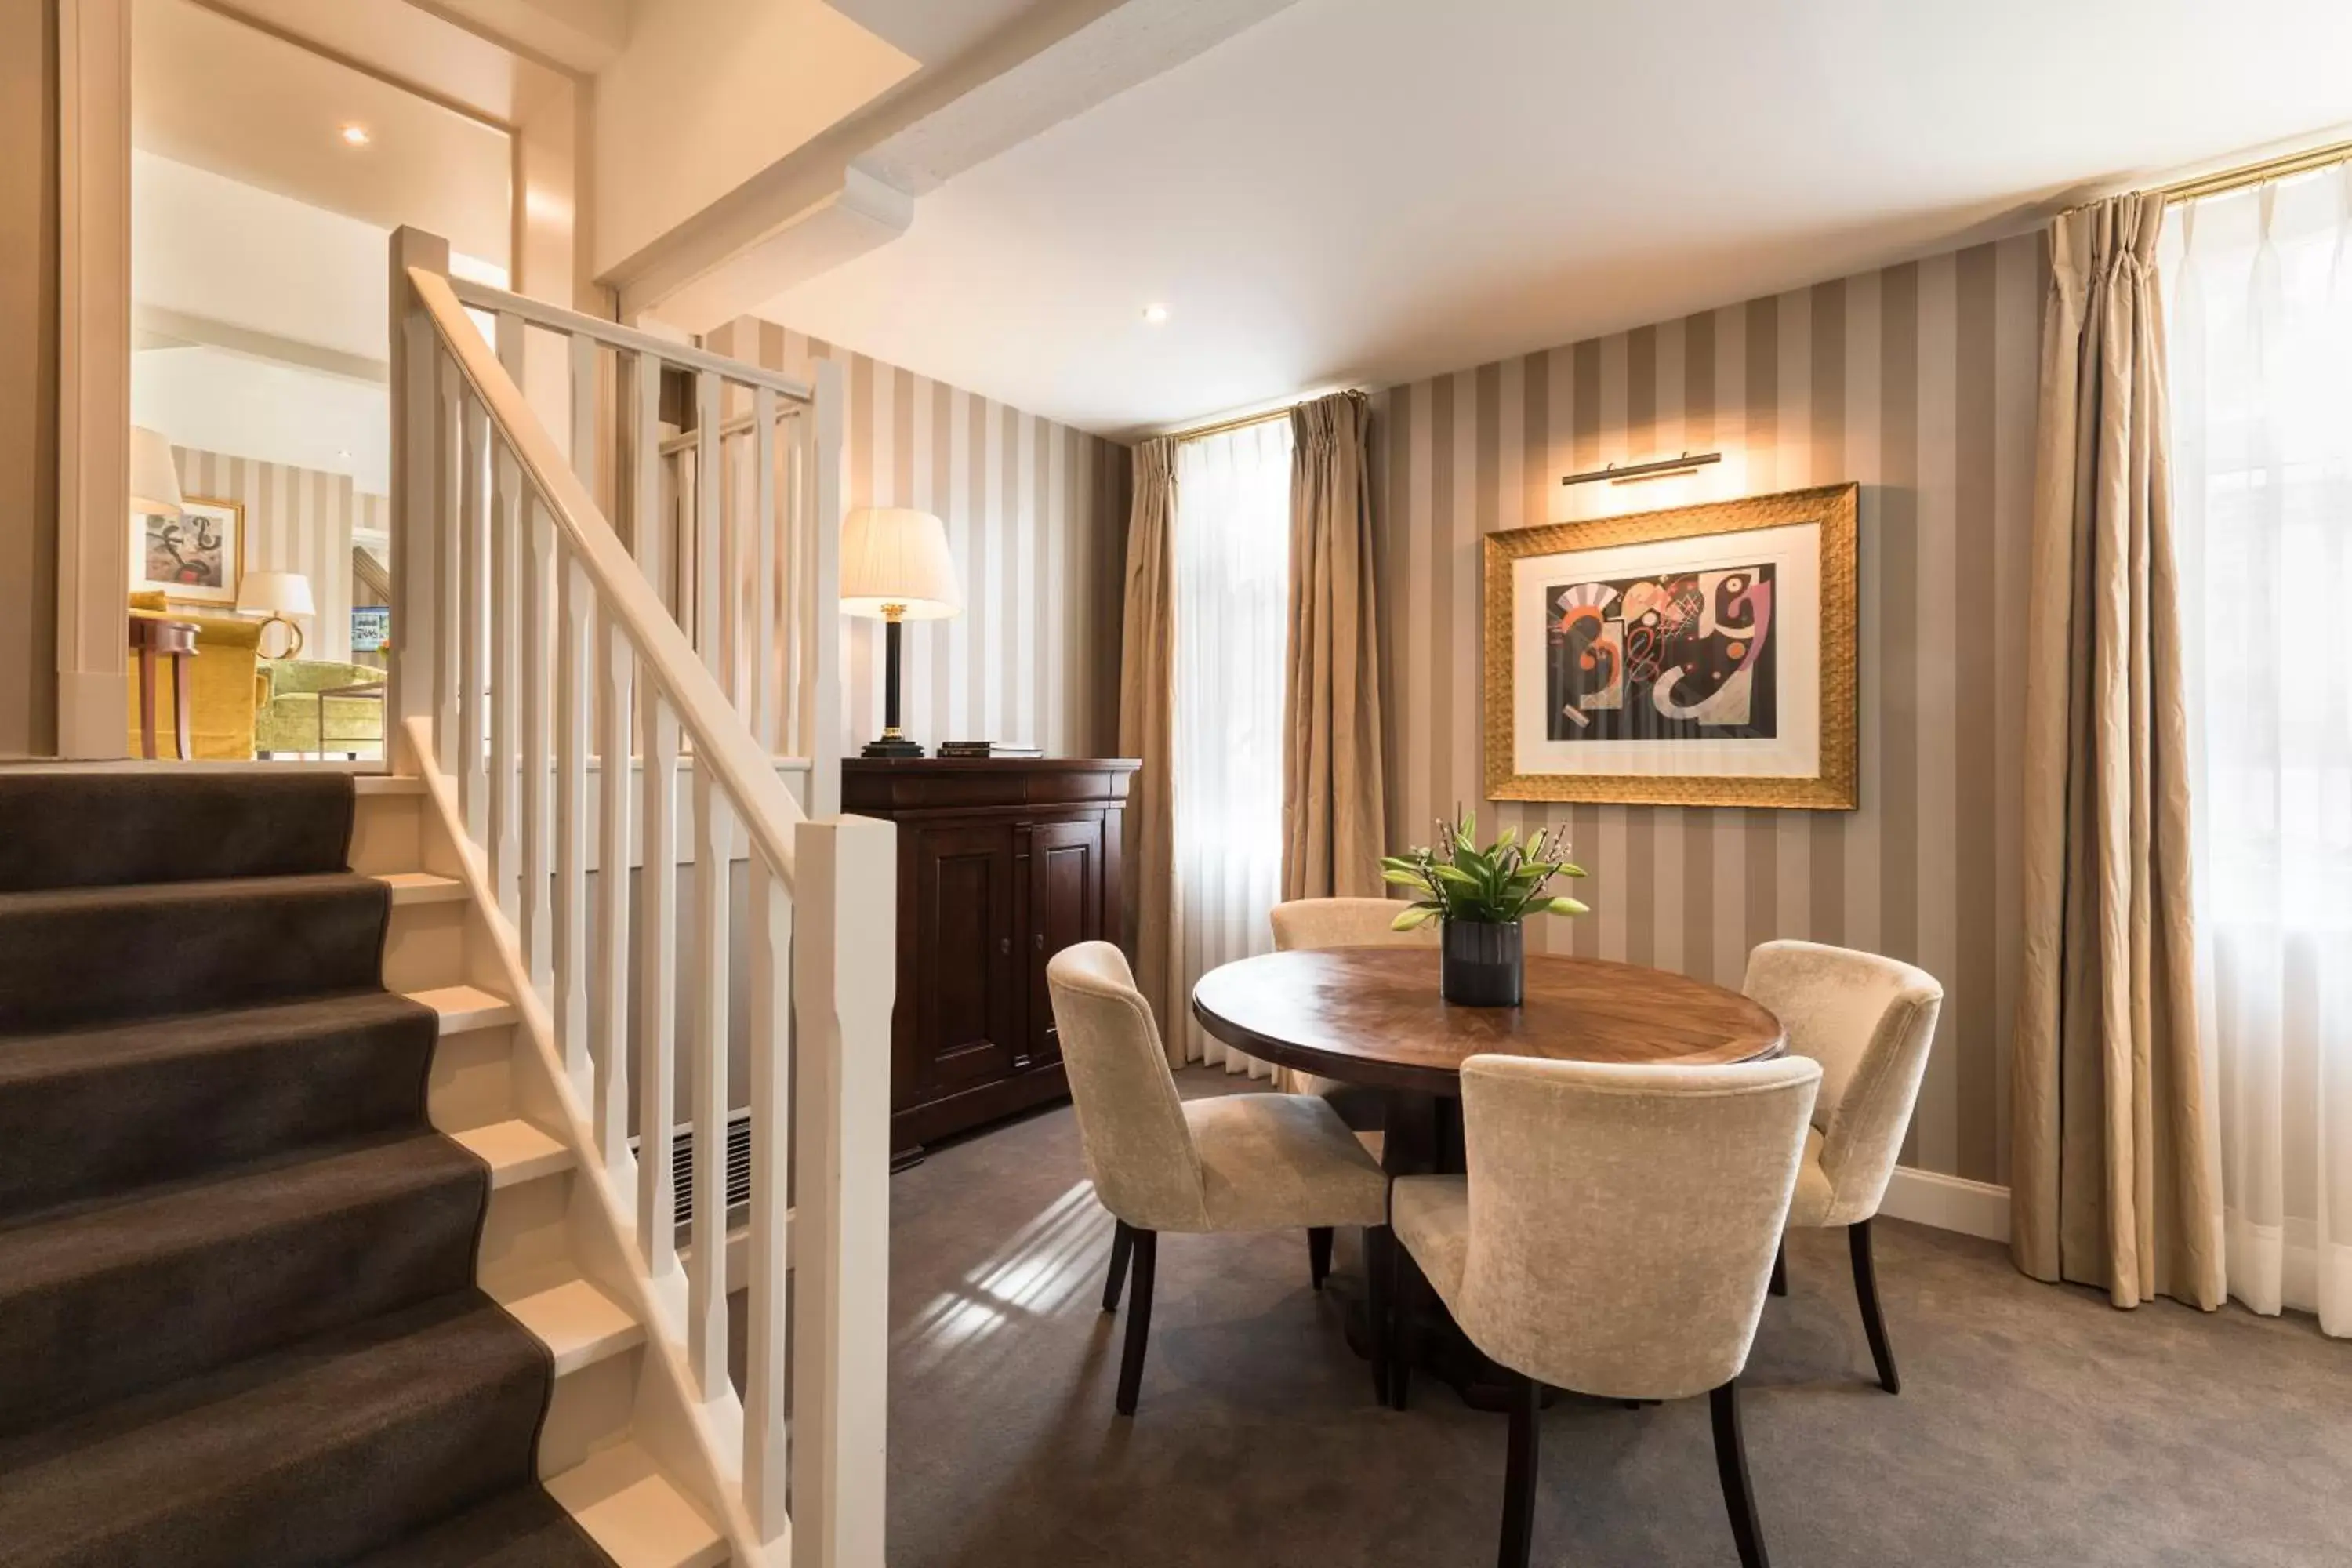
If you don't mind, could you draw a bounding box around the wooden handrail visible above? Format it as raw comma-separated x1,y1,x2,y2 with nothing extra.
408,265,808,887
445,274,816,402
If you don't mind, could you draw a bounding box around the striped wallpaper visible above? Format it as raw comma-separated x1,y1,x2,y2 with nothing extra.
169,447,373,666
703,318,1131,759
1370,234,2045,1185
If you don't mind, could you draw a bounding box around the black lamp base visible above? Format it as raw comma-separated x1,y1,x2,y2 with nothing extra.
861,736,926,758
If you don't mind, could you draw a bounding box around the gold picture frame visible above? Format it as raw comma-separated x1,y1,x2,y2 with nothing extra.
1482,482,1858,809
133,495,247,608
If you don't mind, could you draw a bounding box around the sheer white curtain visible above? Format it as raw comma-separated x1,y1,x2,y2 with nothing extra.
2165,162,2352,1335
1171,419,1294,1073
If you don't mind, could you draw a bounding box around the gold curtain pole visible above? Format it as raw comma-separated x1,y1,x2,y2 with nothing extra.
1158,390,1365,446
2161,135,2352,205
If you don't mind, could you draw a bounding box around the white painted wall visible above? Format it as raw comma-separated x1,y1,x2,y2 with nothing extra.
133,347,390,494
591,0,918,274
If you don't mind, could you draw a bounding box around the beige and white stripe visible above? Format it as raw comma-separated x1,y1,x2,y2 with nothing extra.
169,447,367,666
1371,233,2042,1186
705,318,1131,758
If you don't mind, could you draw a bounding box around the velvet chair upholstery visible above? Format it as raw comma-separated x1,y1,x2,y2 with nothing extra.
1390,1054,1820,1568
256,660,387,759
124,592,263,760
1268,896,1435,1123
1047,940,1391,1414
1742,939,1944,1393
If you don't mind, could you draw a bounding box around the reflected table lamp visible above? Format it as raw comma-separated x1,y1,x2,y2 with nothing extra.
238,571,314,659
129,426,184,522
840,506,960,757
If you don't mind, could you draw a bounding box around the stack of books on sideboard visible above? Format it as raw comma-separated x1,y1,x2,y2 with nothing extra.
937,742,1042,759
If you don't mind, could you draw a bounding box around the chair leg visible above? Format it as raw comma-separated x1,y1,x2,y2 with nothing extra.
1497,1370,1541,1568
1389,1240,1423,1412
1102,1218,1134,1312
1364,1225,1392,1407
1113,1229,1157,1416
1769,1237,1788,1298
1709,1380,1770,1568
1849,1218,1900,1394
1308,1226,1334,1290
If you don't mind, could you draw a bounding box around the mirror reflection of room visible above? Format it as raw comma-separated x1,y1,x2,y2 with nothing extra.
125,0,510,761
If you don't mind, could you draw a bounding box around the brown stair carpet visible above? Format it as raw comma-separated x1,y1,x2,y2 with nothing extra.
0,771,613,1568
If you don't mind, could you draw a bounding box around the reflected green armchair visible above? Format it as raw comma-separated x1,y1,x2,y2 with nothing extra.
256,659,387,759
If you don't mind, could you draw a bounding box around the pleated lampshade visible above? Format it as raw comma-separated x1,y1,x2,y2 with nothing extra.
840,507,960,620
129,426,183,518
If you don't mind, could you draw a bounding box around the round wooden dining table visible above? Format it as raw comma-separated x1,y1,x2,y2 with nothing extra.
1193,946,1785,1107
1190,946,1788,1406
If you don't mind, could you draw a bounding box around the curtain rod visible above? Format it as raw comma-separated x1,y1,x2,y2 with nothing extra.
2161,135,2352,205
1160,389,1365,446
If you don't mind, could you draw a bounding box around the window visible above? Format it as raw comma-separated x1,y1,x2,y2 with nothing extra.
2164,161,2352,1332
1169,419,1294,1073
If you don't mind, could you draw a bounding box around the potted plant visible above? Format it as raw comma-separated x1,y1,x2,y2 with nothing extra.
1382,811,1589,1007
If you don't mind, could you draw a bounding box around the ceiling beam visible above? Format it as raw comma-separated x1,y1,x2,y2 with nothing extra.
606,0,1300,331
132,304,390,384
402,0,626,79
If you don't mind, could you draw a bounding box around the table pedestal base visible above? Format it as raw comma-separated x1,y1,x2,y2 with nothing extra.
1335,1090,1556,1412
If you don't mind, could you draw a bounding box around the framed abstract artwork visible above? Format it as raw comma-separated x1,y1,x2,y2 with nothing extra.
133,496,246,608
1482,482,1857,809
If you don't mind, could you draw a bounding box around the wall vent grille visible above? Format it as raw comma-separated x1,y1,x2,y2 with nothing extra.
630,1110,751,1230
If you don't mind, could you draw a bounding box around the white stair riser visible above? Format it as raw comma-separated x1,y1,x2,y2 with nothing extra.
428,1026,517,1134
539,1342,644,1480
383,899,466,995
349,791,422,877
478,1168,576,1297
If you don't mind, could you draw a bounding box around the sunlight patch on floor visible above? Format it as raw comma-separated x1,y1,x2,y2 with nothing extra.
897,1181,1108,1376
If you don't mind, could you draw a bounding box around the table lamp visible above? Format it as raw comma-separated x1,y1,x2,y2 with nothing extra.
129,426,183,518
840,506,960,757
238,570,314,659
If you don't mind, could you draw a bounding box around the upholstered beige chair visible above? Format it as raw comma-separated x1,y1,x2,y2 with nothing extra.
1390,1054,1821,1568
1742,939,1944,1394
1047,940,1392,1415
1269,896,1436,1127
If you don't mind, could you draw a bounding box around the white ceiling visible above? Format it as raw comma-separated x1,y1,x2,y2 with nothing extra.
132,0,511,265
826,0,1047,67
758,0,2352,437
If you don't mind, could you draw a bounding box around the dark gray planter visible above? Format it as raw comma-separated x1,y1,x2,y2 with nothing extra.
1440,918,1524,1007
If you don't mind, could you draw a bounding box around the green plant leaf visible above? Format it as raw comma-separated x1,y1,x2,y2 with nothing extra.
1543,896,1590,916
1392,905,1439,931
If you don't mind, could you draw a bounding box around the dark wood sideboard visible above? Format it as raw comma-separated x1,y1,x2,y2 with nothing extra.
841,757,1139,1166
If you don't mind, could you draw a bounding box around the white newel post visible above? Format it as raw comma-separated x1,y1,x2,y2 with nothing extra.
790,815,895,1568
388,227,451,775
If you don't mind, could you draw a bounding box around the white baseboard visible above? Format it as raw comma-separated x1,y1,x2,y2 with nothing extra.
1879,1165,2011,1243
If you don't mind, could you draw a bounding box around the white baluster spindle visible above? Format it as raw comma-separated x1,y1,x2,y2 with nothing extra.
688,767,732,1400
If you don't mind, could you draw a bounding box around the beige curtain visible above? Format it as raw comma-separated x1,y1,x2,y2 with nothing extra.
2012,194,2223,1312
1282,393,1388,899
1118,437,1184,1064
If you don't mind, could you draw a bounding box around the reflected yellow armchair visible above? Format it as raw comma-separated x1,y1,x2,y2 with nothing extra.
124,590,263,759
256,660,387,759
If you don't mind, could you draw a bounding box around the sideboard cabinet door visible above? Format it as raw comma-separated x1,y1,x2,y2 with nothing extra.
906,822,1019,1105
1024,816,1106,1067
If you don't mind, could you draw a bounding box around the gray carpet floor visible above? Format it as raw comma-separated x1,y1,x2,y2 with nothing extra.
889,1071,2352,1568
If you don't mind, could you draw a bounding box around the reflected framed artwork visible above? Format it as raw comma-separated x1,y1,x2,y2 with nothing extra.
133,496,245,608
1482,483,1857,808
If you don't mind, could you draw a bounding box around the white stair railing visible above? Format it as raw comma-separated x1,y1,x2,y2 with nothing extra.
388,228,890,1566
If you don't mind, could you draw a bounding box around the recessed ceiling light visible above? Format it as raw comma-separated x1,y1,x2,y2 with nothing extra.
1142,303,1171,325
339,124,371,147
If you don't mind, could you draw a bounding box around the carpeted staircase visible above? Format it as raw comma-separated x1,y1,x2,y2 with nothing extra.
0,771,615,1567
